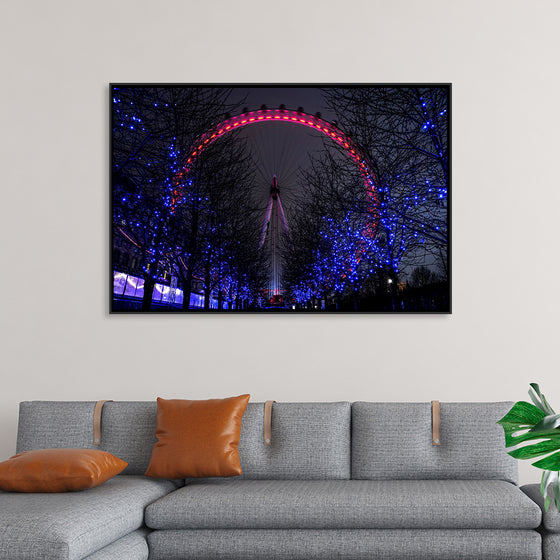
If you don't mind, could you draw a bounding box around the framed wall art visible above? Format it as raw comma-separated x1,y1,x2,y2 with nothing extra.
111,84,450,313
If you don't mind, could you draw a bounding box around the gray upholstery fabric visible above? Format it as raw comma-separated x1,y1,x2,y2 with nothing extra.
352,402,518,483
145,479,541,530
0,476,178,560
238,402,351,479
16,401,351,479
99,402,157,475
522,484,560,533
83,529,149,560
16,401,157,476
17,401,96,453
147,529,541,560
544,533,560,560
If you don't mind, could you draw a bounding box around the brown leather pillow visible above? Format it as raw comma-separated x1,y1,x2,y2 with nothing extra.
0,448,128,492
145,394,250,479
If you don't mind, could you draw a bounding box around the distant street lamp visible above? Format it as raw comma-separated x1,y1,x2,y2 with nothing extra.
387,278,395,310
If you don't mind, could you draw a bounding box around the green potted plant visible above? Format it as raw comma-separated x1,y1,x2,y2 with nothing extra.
498,383,560,512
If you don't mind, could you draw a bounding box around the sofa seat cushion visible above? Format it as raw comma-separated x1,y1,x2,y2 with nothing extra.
145,479,541,531
0,475,179,560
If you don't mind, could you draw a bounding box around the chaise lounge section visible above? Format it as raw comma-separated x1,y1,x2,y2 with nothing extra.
0,478,176,560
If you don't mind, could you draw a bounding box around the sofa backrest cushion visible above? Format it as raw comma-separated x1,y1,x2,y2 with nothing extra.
351,402,518,484
238,402,351,480
17,401,351,479
17,401,97,450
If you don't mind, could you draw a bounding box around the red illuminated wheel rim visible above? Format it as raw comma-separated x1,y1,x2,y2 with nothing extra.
171,107,379,236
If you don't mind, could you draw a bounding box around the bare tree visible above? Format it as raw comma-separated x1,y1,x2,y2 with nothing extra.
322,86,449,281
112,86,243,310
283,86,449,311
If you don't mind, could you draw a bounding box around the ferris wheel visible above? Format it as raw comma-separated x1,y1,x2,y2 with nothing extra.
171,106,381,303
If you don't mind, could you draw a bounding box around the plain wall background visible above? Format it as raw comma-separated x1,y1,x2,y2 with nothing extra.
1,0,559,485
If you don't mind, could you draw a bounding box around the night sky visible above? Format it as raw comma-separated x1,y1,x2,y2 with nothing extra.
232,86,334,119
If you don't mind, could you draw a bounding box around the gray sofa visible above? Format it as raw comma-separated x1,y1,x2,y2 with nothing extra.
0,400,554,559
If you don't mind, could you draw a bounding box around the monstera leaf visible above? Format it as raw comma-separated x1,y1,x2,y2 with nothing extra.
498,383,560,512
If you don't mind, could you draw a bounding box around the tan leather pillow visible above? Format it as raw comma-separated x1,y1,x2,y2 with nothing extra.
145,394,250,479
0,448,128,492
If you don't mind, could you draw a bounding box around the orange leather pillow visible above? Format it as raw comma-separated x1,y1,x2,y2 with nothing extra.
145,394,250,479
0,448,128,492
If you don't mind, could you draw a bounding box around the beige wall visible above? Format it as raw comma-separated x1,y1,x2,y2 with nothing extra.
1,0,559,485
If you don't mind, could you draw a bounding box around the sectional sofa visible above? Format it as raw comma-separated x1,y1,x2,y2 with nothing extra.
0,400,557,559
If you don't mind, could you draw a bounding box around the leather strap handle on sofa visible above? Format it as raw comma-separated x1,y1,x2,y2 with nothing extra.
93,400,113,445
264,400,275,446
432,400,440,446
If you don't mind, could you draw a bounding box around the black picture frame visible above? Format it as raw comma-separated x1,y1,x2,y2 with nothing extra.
111,84,451,313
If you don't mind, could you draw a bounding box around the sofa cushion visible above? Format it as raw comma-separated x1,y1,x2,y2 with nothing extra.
17,401,97,452
99,402,158,475
145,479,541,530
352,402,518,483
0,475,179,560
145,395,250,479
0,448,127,492
238,402,351,479
147,529,541,560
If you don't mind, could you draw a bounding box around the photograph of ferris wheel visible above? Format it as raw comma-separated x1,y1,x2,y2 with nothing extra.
111,84,449,313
